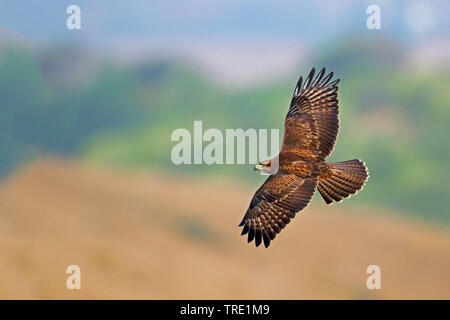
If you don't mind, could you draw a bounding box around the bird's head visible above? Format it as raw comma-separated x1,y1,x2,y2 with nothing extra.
254,156,279,175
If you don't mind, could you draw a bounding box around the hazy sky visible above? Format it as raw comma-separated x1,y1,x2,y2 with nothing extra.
1,0,448,86
0,0,448,47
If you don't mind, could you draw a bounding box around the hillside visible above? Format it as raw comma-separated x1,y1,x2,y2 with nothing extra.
1,39,449,222
0,158,449,299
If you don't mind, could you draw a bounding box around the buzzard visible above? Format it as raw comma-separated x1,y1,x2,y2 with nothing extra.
239,67,369,248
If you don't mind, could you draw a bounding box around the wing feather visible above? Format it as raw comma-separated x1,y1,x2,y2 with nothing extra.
239,174,317,247
283,67,340,160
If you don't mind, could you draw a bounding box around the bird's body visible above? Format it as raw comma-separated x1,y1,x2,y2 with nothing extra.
239,67,369,248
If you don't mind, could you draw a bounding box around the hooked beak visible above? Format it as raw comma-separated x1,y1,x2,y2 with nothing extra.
254,164,263,171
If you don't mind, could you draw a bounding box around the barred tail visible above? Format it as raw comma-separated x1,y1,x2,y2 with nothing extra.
317,159,369,204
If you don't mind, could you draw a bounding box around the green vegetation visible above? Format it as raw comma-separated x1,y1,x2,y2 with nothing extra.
0,46,146,175
1,37,449,223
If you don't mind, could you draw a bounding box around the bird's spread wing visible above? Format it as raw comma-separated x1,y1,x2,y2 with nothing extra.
282,67,340,161
239,174,317,247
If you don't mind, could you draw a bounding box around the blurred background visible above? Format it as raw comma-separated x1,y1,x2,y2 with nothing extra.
0,0,449,299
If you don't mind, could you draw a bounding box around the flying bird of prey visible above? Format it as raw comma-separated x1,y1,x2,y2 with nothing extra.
239,67,369,248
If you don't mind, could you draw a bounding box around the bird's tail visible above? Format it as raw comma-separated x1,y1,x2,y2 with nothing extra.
317,159,369,204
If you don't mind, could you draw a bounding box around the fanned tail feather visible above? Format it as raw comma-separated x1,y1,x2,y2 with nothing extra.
317,159,369,204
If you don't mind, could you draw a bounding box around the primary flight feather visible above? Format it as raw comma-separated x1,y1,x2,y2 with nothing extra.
239,67,369,248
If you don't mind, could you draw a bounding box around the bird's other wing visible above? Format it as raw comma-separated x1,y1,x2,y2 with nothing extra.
282,67,340,161
239,174,317,248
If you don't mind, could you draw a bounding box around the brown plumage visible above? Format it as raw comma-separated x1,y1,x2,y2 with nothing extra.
239,67,369,248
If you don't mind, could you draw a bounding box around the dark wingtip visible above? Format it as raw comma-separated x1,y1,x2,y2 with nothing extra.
241,224,249,235
242,227,272,248
294,66,338,98
255,230,262,247
294,76,303,95
263,233,271,248
313,67,326,86
248,227,255,243
329,78,340,87
304,67,316,89
318,70,334,87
